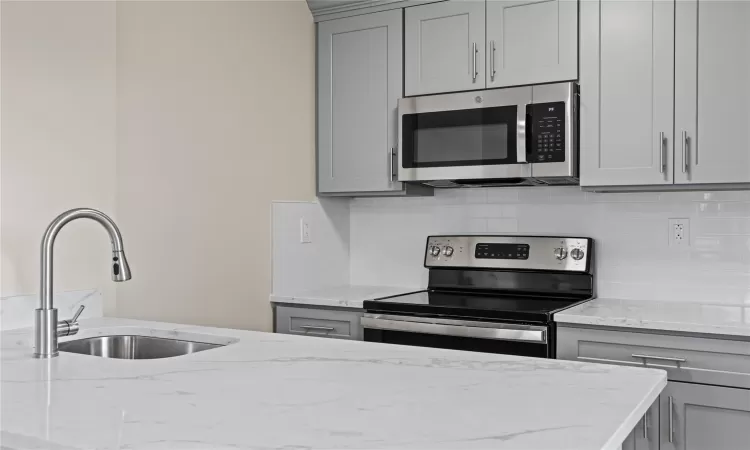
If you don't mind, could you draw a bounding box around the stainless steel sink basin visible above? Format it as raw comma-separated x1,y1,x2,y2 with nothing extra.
58,335,224,359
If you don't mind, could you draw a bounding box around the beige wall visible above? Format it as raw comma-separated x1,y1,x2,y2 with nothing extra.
115,1,315,331
0,1,117,312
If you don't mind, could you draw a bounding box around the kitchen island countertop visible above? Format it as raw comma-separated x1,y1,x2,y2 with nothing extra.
1,317,666,450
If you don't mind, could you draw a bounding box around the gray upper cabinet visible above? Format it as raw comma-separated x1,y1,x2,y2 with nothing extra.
580,0,675,188
674,1,750,185
486,0,578,88
660,382,750,450
317,11,405,194
405,1,486,96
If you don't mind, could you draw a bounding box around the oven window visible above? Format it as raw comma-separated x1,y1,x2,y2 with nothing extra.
363,329,549,358
402,106,518,168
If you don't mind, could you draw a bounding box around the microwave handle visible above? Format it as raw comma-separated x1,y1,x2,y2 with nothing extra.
517,103,529,163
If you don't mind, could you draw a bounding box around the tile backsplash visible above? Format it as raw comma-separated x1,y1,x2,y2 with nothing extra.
349,188,750,305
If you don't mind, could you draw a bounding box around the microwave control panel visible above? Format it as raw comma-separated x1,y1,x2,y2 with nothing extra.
528,102,566,163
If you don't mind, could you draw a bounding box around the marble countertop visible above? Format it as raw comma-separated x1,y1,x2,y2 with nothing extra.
1,317,666,450
555,298,750,338
270,285,421,309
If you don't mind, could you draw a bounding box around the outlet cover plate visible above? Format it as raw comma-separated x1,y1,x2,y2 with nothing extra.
669,218,690,247
300,217,312,244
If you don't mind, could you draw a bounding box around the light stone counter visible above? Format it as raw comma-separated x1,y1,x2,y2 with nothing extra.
1,317,666,450
270,285,420,309
555,298,750,338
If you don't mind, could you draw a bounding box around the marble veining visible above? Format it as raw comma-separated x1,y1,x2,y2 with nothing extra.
270,285,420,309
555,298,750,338
1,317,666,450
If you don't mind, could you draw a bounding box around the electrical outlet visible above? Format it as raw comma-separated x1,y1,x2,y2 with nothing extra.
669,218,690,247
300,218,312,244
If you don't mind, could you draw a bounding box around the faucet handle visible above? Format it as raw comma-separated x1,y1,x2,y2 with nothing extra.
57,305,85,337
71,305,85,323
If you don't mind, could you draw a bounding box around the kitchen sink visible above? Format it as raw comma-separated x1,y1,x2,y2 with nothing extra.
58,335,225,359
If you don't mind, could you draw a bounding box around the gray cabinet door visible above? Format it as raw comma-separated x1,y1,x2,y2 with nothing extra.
579,0,675,187
674,1,750,185
485,0,578,88
317,10,403,194
622,401,660,450
660,382,750,450
405,0,486,96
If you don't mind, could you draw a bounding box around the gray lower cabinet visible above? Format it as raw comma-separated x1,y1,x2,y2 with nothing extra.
274,304,363,340
622,401,659,450
557,325,750,450
317,11,428,196
660,382,750,450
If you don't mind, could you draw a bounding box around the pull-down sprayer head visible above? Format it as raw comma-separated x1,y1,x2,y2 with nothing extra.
112,250,132,282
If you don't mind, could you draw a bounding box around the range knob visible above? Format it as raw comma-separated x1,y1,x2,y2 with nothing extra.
554,247,568,260
570,248,585,261
430,246,441,257
443,246,454,257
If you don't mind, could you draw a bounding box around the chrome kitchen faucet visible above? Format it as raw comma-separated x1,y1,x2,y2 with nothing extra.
34,208,131,358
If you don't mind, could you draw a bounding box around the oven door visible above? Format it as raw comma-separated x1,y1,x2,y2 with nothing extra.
398,87,532,182
361,314,550,358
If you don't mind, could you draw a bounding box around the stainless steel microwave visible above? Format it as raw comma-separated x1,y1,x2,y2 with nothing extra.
397,82,578,187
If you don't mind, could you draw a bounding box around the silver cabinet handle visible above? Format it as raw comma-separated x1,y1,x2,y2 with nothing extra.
472,42,478,82
299,325,335,333
682,131,688,173
490,40,496,82
388,147,397,181
659,132,666,174
632,354,687,364
668,396,674,443
642,412,648,440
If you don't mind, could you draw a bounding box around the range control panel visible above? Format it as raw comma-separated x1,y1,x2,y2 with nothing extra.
425,235,592,273
528,102,566,163
475,243,529,260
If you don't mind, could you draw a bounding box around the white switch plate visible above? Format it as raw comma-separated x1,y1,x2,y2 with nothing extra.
300,217,312,244
669,218,690,247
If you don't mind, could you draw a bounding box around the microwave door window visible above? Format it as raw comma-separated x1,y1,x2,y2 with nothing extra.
415,123,508,164
402,106,518,168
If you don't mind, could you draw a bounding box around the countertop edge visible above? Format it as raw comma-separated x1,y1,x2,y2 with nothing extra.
601,373,667,450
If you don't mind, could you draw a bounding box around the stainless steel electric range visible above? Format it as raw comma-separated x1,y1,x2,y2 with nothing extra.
362,235,595,358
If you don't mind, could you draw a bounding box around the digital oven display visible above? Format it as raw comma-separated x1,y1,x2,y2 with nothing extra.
475,243,530,260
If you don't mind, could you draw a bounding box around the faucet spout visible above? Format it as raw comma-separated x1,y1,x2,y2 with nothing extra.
34,208,131,358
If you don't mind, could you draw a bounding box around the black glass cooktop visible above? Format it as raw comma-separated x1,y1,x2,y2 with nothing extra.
363,290,590,323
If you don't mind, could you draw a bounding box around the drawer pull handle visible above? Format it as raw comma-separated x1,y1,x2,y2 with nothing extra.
631,354,687,364
299,325,335,333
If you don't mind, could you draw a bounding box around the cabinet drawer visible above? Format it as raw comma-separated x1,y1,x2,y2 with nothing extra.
558,326,750,389
275,305,363,340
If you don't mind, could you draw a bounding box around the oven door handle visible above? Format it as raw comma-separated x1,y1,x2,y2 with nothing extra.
361,314,547,344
